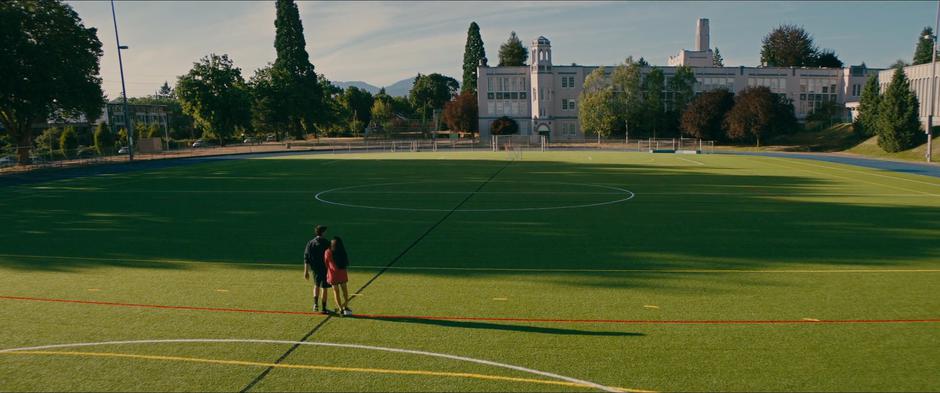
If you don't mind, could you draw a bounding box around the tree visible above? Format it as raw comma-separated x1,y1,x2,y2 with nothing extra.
914,27,936,65
498,31,528,66
670,66,697,113
760,24,817,67
812,49,844,68
578,68,620,138
248,65,285,139
409,73,459,122
611,58,643,135
462,22,487,94
175,53,252,146
271,0,323,138
643,67,666,138
59,126,78,158
713,47,724,67
724,86,795,147
443,91,478,134
891,59,910,69
340,86,374,130
490,116,518,135
35,127,62,155
94,122,114,154
805,100,843,129
0,0,104,164
877,67,921,152
156,81,173,99
854,74,881,137
680,89,735,141
370,99,394,136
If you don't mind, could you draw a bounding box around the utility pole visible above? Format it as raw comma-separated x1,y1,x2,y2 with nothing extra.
110,0,133,161
928,0,940,162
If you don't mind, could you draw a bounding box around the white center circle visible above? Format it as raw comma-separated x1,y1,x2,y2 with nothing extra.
314,181,635,212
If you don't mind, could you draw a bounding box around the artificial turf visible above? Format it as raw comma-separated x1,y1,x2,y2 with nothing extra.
0,151,938,392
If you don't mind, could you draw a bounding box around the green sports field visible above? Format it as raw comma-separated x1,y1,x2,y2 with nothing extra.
1,151,938,392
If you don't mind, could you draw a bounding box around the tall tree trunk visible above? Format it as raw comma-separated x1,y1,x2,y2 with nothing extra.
15,126,32,165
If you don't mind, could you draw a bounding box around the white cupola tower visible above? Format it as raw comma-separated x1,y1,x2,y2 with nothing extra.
531,36,552,72
530,36,554,134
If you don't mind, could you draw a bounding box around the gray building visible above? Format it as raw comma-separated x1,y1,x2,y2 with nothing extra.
477,19,879,140
878,62,939,131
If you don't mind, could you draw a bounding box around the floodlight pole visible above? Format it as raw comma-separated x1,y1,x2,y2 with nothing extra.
928,0,940,163
111,0,133,161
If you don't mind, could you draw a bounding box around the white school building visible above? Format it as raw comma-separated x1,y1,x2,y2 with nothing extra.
476,18,880,140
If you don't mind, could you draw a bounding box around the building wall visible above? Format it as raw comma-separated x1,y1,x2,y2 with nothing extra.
878,63,940,130
477,35,879,140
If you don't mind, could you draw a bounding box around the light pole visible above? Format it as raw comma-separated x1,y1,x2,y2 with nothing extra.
928,0,940,163
110,0,133,161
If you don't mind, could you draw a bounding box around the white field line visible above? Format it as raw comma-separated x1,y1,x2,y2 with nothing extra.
1,253,936,273
0,339,620,393
675,157,705,166
761,156,940,194
744,157,940,197
779,156,940,188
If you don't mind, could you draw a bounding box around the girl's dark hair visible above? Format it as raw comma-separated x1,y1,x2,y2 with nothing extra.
332,236,349,269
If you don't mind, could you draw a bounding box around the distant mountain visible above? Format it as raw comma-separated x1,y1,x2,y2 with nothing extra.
332,81,380,94
382,77,414,97
333,77,415,97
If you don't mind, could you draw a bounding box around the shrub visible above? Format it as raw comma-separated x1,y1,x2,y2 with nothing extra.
490,116,519,135
94,123,115,154
59,126,79,158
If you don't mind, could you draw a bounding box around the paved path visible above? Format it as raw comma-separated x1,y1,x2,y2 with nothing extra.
721,151,940,179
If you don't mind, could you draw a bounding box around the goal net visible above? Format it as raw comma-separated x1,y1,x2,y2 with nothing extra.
492,135,544,152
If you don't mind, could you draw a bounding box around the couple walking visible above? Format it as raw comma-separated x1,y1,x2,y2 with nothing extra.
303,225,352,316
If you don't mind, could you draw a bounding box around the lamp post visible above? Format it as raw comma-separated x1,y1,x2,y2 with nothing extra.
928,0,940,163
110,0,133,161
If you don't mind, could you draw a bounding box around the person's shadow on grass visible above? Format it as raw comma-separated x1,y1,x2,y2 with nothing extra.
350,315,644,337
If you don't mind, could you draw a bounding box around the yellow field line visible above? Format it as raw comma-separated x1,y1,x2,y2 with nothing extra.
2,351,654,393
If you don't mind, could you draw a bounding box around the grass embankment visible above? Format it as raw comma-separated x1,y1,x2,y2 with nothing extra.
718,123,940,164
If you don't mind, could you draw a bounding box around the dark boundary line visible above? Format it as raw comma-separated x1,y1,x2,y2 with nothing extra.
238,159,514,392
3,295,939,326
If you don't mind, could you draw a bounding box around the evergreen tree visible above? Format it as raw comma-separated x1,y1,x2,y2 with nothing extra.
156,81,173,98
461,22,486,93
498,31,528,66
94,122,114,154
713,47,724,67
59,126,78,158
854,75,881,137
272,0,323,138
877,67,922,152
913,27,935,65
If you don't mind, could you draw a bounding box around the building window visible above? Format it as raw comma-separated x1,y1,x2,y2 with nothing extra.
561,77,568,88
520,92,527,99
488,92,494,100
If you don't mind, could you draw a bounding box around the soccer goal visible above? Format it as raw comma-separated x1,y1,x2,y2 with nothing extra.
491,135,545,153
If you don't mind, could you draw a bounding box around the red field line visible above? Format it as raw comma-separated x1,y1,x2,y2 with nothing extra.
3,295,939,325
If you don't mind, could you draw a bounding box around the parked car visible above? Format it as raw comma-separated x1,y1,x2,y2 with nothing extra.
192,139,210,148
0,156,14,167
118,146,130,155
243,137,260,145
265,135,277,142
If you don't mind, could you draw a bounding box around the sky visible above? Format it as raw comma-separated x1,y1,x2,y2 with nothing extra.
68,1,937,99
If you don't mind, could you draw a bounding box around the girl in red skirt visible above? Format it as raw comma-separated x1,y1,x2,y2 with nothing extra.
324,236,352,316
